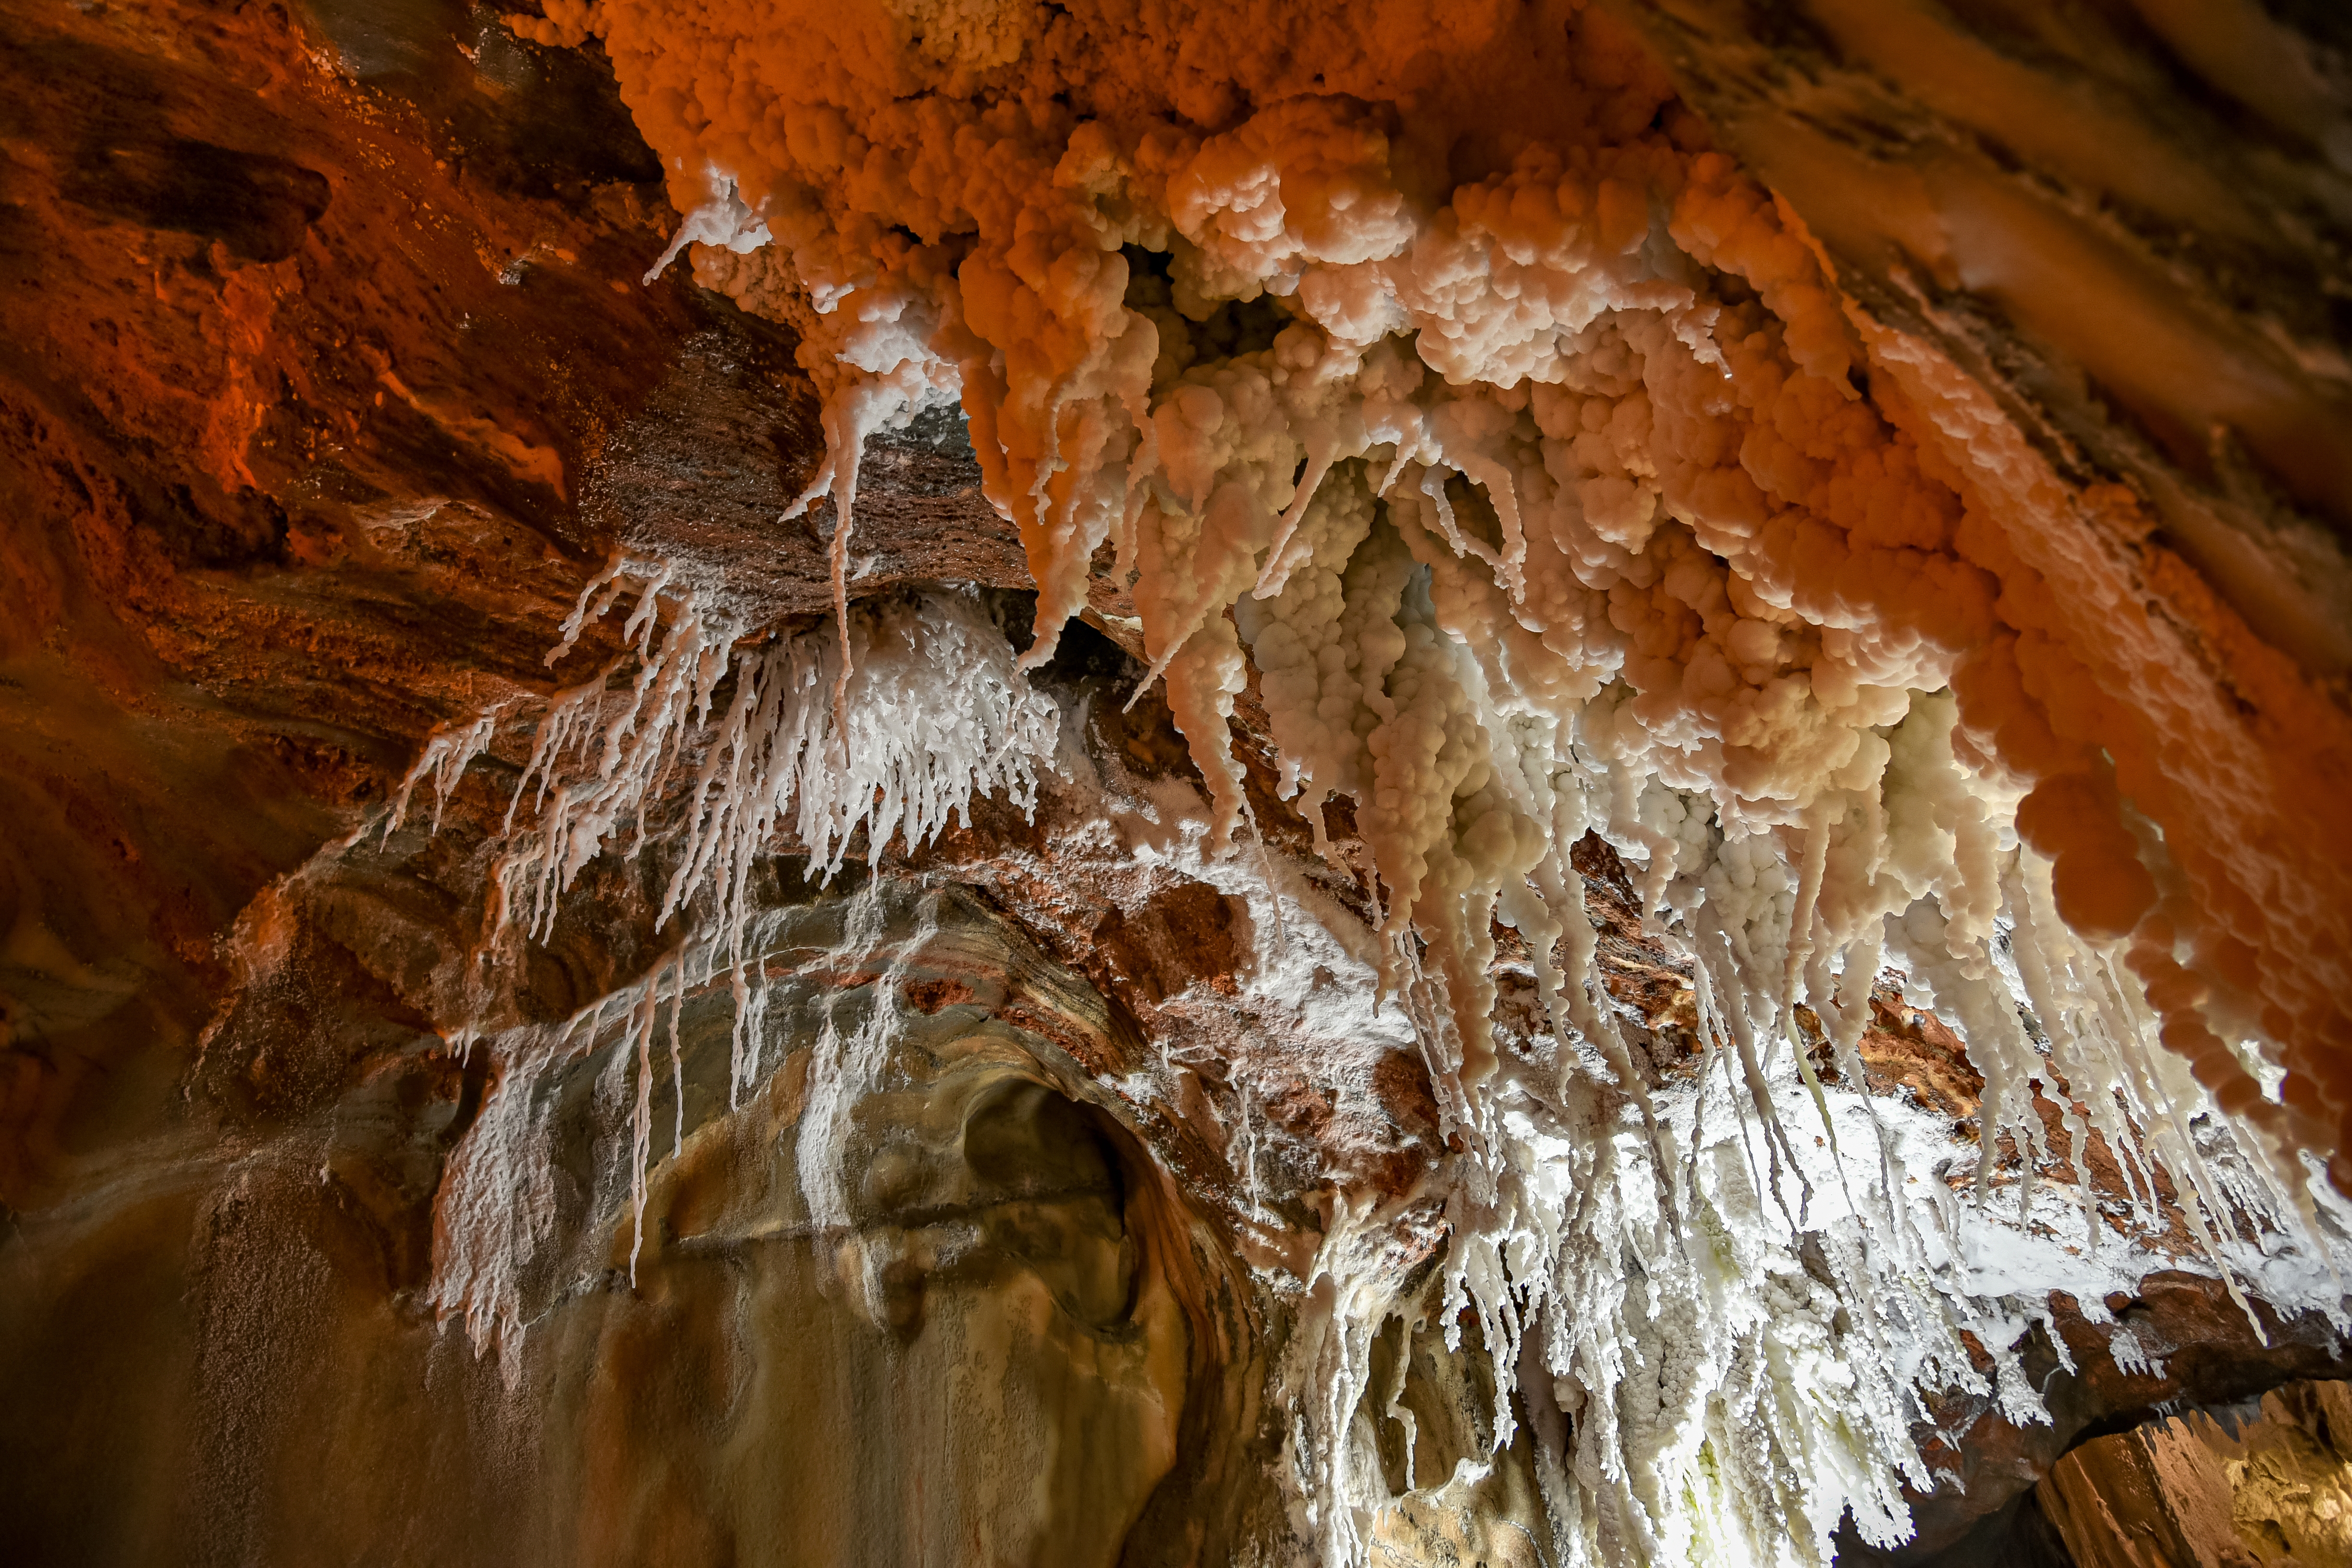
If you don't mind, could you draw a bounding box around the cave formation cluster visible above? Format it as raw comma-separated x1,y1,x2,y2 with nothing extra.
424,0,2352,1559
5,1,2352,1566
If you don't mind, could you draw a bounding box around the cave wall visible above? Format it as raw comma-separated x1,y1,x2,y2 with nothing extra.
3,3,2350,1565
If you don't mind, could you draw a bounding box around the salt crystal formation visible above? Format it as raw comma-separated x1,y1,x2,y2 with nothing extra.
397,2,2350,1562
397,578,1058,1320
407,569,2347,1566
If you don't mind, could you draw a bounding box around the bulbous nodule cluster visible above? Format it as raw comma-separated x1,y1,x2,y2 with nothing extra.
433,4,2347,1562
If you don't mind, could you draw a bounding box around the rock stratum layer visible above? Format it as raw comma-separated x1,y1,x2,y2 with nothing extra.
2,3,2349,1566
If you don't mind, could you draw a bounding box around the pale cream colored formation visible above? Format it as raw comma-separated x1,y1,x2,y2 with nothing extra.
506,0,2344,1143
451,1,2352,1561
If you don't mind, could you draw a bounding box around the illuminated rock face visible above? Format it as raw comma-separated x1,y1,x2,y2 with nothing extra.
2039,1380,2352,1568
0,2,2348,1566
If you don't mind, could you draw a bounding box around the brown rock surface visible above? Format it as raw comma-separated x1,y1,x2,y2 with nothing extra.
1853,1278,2352,1563
2043,1381,2352,1568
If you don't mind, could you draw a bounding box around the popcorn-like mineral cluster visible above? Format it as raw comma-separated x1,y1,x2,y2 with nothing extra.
398,3,2352,1560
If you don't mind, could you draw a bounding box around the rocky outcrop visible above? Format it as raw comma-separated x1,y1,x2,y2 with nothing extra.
2043,1380,2352,1567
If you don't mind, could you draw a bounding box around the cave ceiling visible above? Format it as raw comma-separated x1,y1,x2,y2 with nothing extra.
3,3,2351,1565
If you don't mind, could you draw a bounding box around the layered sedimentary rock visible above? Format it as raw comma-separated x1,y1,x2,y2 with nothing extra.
2,2,2348,1566
2042,1380,2352,1567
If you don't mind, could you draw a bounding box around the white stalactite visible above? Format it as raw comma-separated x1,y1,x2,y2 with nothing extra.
403,8,2352,1551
